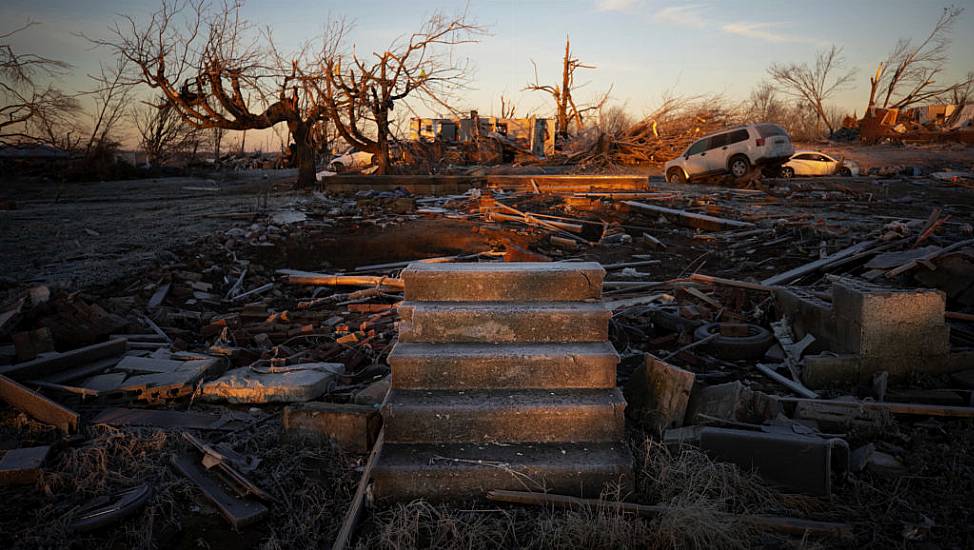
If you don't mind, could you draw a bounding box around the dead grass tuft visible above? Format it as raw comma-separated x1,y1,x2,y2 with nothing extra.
357,436,793,550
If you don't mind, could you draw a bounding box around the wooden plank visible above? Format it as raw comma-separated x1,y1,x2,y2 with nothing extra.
623,201,754,231
689,273,772,292
0,338,127,380
172,454,268,529
40,356,121,384
0,374,79,432
761,240,877,286
93,407,232,430
778,397,974,417
333,429,385,550
486,490,851,538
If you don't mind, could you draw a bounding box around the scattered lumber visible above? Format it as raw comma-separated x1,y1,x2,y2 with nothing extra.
0,374,79,432
623,201,754,231
0,338,127,380
761,240,877,286
278,270,405,290
778,397,974,417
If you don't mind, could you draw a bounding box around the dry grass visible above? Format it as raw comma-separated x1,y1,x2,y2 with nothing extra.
355,436,801,550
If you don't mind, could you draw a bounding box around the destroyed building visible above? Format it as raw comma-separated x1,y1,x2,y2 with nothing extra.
410,111,556,157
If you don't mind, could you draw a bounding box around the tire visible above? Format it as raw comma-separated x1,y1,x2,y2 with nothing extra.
837,167,852,177
667,168,687,184
780,166,795,178
728,155,751,178
330,162,344,174
694,322,774,361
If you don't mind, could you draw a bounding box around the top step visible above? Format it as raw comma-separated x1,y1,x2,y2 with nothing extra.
402,262,605,302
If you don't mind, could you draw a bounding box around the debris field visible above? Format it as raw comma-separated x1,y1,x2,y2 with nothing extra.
2,169,974,549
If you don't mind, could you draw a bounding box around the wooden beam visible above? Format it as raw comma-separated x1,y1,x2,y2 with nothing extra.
689,273,773,292
761,240,877,286
623,201,754,231
0,374,79,432
486,490,851,538
0,338,127,381
778,397,974,417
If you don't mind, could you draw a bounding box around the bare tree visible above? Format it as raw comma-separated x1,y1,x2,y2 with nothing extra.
94,0,337,186
525,36,610,139
1,22,80,147
317,14,483,174
83,57,133,157
768,45,856,136
134,97,200,166
866,7,973,112
742,81,786,125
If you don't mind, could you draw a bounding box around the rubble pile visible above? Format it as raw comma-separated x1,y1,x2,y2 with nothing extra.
1,170,974,548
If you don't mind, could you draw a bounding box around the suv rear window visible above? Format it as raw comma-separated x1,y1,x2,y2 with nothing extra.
728,128,749,144
755,124,787,138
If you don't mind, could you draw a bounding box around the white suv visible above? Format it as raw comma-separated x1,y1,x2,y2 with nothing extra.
664,123,794,183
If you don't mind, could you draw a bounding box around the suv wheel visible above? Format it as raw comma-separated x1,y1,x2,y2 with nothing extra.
729,155,750,178
780,166,795,178
667,168,687,183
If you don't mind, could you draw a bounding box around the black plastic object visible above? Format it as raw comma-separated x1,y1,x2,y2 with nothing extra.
69,483,152,532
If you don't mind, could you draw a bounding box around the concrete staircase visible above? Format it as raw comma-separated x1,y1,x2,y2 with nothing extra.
373,262,632,502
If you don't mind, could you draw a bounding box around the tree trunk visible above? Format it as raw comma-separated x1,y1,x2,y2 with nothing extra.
374,110,391,175
558,38,571,139
291,122,316,188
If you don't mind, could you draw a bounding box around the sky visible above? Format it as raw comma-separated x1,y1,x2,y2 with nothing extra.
3,0,974,150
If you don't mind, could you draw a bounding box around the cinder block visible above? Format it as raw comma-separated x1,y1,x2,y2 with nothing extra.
283,402,381,454
801,354,862,389
832,278,945,329
402,262,605,302
774,287,837,353
835,320,950,357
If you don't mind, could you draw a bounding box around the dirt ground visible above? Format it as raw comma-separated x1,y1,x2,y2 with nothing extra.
0,171,297,289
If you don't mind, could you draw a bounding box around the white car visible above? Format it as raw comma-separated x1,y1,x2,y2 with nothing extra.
328,147,375,173
664,123,794,183
780,151,860,178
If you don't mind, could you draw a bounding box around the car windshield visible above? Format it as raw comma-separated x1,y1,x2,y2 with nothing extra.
755,124,787,138
685,139,707,156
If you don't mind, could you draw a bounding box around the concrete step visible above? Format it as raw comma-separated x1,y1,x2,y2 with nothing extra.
398,302,611,344
388,342,619,390
402,262,605,302
383,388,626,444
372,442,633,502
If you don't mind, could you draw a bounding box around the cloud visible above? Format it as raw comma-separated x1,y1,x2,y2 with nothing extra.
721,21,823,45
596,0,638,12
654,5,708,29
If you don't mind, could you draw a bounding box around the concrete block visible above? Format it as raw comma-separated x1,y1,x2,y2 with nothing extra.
372,442,632,502
398,302,611,344
283,402,381,453
353,375,390,405
835,320,950,358
624,354,694,432
389,342,618,390
202,363,343,404
774,287,838,353
383,388,626,444
0,446,51,486
685,381,742,423
402,262,605,302
832,278,945,329
801,354,862,389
